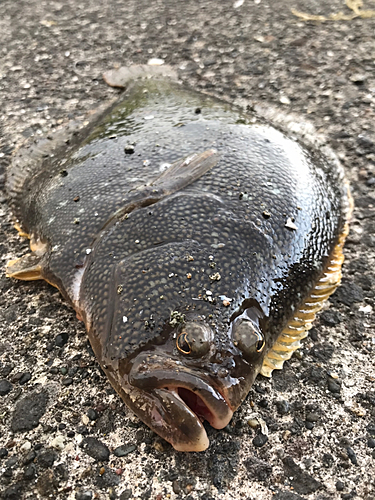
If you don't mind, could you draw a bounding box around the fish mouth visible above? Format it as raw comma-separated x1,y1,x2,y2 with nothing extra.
126,354,234,452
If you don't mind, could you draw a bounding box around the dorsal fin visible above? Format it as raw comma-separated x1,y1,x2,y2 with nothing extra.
6,98,118,229
6,122,82,226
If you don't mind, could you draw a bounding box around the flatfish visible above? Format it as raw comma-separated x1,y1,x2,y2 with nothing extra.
6,66,351,451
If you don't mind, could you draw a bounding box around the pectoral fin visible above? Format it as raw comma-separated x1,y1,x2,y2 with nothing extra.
6,253,44,281
102,149,220,228
151,149,220,193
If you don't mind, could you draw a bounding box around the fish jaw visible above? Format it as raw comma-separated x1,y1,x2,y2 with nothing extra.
110,353,234,452
121,385,211,452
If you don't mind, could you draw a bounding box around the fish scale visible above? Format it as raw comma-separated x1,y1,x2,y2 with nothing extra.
6,66,351,452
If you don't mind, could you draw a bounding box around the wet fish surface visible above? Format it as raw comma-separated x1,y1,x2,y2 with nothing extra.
6,66,351,451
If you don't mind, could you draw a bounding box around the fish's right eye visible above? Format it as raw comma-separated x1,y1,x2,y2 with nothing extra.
176,322,212,358
176,332,191,354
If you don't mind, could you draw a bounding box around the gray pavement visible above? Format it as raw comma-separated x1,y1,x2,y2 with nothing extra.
0,1,374,499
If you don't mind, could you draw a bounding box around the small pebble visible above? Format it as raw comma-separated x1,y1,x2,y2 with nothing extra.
23,450,36,465
282,430,291,441
342,491,357,500
62,377,73,386
172,480,181,494
327,378,341,394
0,448,9,459
38,449,57,468
77,425,89,435
11,391,48,432
120,489,132,500
258,398,268,409
322,453,334,468
306,412,319,423
285,217,297,230
276,400,290,415
20,441,32,452
147,58,164,66
19,372,31,385
252,433,268,447
367,438,375,448
280,95,291,105
113,444,137,457
247,419,259,429
0,379,13,396
55,333,69,347
75,491,93,500
346,447,358,465
24,463,36,480
336,480,345,491
6,456,18,467
82,415,90,425
80,437,110,462
51,435,65,450
86,408,98,421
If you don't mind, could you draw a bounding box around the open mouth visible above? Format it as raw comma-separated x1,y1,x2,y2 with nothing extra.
164,386,227,429
126,354,234,451
177,387,214,422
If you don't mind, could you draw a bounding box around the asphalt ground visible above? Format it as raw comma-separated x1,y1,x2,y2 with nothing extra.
0,1,374,499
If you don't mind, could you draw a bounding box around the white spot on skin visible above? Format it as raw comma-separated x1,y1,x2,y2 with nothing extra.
285,217,298,231
159,162,171,172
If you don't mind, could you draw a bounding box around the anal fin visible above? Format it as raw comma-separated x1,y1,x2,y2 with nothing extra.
260,217,350,379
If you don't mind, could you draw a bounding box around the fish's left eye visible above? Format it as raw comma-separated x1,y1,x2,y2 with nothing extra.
232,319,265,362
176,322,211,358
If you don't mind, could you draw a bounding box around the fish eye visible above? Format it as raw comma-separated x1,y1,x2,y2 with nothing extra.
176,332,191,354
176,322,211,358
232,319,265,361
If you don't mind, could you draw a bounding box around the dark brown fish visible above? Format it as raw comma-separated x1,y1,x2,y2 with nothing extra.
6,66,351,451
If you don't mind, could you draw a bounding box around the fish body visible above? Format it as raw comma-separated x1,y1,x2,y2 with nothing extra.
6,67,351,451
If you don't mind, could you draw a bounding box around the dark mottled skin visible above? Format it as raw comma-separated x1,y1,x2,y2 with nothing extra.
8,76,349,451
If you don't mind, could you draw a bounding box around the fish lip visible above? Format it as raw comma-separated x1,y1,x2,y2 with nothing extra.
128,352,234,431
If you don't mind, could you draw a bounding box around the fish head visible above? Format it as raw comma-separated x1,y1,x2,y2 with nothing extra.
90,286,268,451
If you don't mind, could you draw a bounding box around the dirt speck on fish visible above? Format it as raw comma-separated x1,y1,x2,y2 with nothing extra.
6,65,352,452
